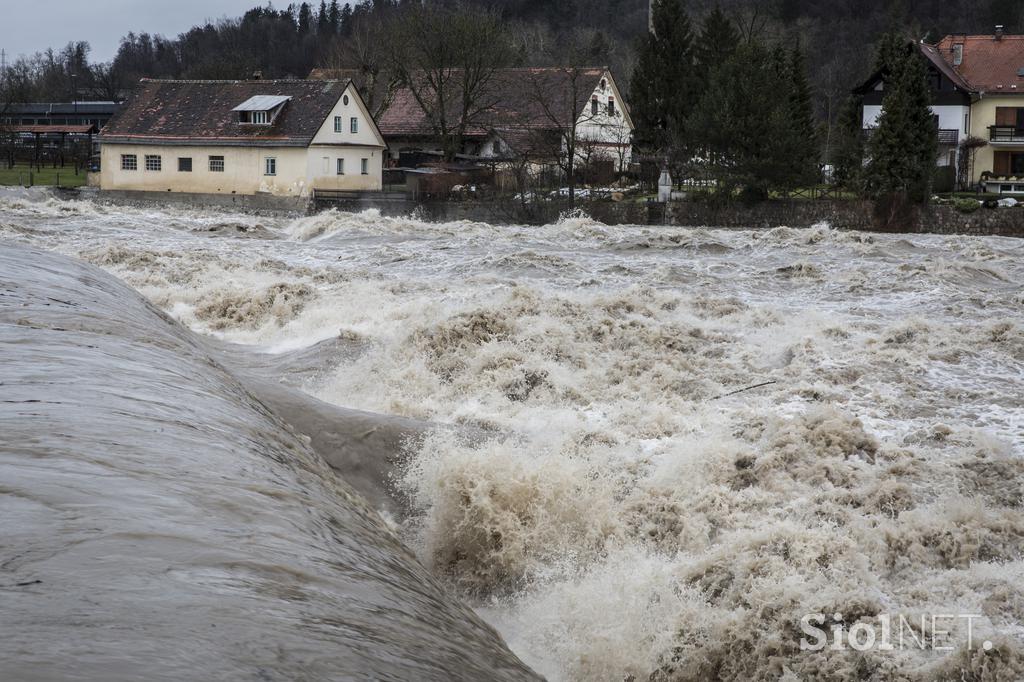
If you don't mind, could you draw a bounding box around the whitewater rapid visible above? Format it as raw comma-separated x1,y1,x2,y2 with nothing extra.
2,191,1023,680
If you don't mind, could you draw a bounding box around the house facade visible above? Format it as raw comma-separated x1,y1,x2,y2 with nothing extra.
311,67,633,174
857,30,1024,192
936,33,1024,192
98,79,385,197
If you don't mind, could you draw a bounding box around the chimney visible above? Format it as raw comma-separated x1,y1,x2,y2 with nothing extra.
995,25,1004,40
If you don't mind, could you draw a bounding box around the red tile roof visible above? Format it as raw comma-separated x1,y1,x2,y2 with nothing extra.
101,79,352,146
934,34,1024,94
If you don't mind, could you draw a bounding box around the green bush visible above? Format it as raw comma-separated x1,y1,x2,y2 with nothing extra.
953,198,981,213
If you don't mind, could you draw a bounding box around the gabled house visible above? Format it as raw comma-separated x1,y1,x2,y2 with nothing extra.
311,66,634,174
936,31,1024,192
855,29,1024,193
98,79,386,198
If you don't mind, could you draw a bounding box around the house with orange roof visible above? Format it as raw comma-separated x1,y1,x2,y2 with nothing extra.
857,27,1024,193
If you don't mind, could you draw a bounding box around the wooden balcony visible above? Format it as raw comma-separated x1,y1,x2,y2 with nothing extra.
989,126,1024,143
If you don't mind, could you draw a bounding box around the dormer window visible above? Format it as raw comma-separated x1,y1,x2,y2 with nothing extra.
232,95,291,126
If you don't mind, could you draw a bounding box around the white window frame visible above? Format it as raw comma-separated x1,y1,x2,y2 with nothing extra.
334,116,342,133
144,154,162,171
251,110,268,125
360,158,368,175
121,154,138,171
264,157,276,176
209,155,225,172
336,158,345,175
350,117,358,134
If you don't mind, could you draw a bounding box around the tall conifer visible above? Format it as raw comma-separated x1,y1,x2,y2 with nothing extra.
629,0,696,156
832,95,865,190
864,48,938,202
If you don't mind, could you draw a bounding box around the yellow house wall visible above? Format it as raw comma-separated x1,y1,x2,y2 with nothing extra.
968,95,1024,183
100,144,312,196
305,148,383,191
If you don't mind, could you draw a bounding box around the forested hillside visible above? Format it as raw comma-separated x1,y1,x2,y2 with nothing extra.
1,0,1020,128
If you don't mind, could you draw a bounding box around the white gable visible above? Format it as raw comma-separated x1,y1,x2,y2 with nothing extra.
311,82,387,149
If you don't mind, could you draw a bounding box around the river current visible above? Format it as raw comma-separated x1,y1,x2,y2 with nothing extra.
2,191,1023,680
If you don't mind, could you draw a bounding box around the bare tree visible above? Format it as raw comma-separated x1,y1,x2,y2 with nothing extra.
390,5,515,162
320,11,401,119
89,62,124,102
521,63,601,208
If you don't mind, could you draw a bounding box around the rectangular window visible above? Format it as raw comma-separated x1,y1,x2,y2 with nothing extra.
178,157,192,172
252,110,268,125
350,117,358,134
120,154,138,171
334,116,343,133
1012,153,1024,175
264,157,276,176
591,97,598,116
607,97,616,116
144,155,162,171
360,158,368,175
336,158,345,175
209,155,225,172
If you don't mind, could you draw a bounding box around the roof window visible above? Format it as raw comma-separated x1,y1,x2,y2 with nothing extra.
232,95,291,125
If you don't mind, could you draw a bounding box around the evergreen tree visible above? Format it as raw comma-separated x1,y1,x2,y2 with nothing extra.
688,38,821,198
694,6,739,81
317,0,329,35
831,94,865,190
864,48,938,203
629,0,696,157
328,0,341,33
297,2,313,35
783,41,820,188
873,30,906,74
688,40,788,198
339,3,354,36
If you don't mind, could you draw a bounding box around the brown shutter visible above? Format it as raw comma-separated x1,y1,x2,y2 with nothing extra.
994,151,1011,175
995,107,1018,126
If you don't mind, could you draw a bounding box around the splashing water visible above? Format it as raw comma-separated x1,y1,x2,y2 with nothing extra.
3,191,1023,680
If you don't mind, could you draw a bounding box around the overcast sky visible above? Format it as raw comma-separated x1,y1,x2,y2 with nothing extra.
1,0,266,63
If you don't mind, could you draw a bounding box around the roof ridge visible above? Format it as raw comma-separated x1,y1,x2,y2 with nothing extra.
139,78,348,84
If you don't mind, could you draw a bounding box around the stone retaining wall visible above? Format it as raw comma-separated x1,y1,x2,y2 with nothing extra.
74,188,1024,237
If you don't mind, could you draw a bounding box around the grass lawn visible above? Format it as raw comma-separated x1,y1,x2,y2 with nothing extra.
0,164,87,188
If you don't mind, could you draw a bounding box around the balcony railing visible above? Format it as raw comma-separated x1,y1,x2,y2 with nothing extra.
863,128,959,145
989,126,1024,143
